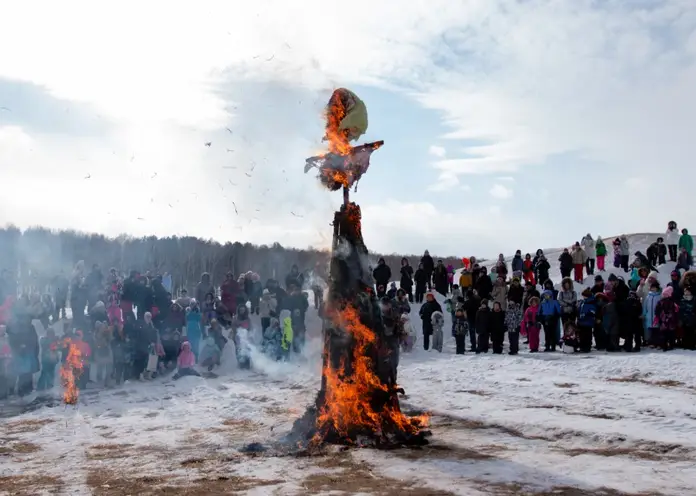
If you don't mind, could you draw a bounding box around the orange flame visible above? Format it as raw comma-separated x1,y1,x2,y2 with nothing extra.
324,92,352,156
313,305,429,444
60,338,84,405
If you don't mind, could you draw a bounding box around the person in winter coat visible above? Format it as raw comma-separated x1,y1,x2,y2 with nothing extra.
491,277,508,312
522,254,536,285
595,236,607,272
279,309,293,360
667,270,683,303
576,288,597,353
677,247,693,271
399,258,414,302
37,328,59,390
285,265,305,292
596,293,617,351
199,336,221,372
474,300,491,353
532,249,543,282
642,281,661,346
490,301,506,354
401,313,417,352
666,221,680,262
463,289,480,351
558,248,573,279
619,235,631,272
386,282,398,300
507,277,524,306
431,311,444,353
679,287,695,350
475,267,493,300
221,272,240,313
111,322,130,384
538,290,561,351
433,260,449,296
590,275,605,295
452,304,468,355
373,258,392,297
647,238,668,267
612,238,622,269
420,250,435,290
521,296,541,352
581,234,596,276
413,263,428,304
419,292,442,350
173,341,200,379
446,264,455,293
52,270,70,322
504,301,523,355
655,286,679,351
458,268,473,294
535,255,550,287
393,289,411,316
262,318,283,360
259,289,278,332
622,291,644,352
679,228,693,255
634,250,658,273
571,243,588,283
523,282,540,312
185,301,202,360
510,251,524,275
195,273,214,311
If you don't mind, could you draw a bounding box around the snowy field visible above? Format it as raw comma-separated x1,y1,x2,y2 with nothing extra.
2,233,696,495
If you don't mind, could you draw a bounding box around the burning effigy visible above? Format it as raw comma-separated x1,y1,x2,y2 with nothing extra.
289,88,430,449
60,337,84,405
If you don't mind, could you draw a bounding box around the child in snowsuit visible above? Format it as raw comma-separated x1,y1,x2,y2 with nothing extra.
504,301,523,355
562,321,579,353
401,313,416,352
262,318,283,360
259,289,277,333
655,286,679,351
453,304,468,355
475,300,491,353
538,290,561,352
431,311,445,353
623,291,644,352
577,289,598,353
521,297,541,352
490,301,506,354
280,309,293,361
173,341,200,379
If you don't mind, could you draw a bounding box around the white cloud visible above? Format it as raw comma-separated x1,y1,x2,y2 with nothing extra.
498,176,515,182
489,183,514,200
0,0,694,257
429,145,446,157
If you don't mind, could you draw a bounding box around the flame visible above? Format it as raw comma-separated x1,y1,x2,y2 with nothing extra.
60,338,84,405
313,304,429,444
324,92,353,156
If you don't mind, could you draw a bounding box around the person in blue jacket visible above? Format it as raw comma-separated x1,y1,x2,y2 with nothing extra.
577,288,598,352
538,290,561,351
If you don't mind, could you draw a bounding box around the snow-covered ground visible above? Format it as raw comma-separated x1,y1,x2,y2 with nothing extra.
2,232,696,495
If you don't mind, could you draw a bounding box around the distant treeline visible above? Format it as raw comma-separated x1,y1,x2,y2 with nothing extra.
0,226,466,294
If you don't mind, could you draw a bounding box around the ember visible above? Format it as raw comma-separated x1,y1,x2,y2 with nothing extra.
60,338,83,405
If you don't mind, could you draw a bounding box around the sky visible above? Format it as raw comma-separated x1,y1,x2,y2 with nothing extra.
0,0,694,259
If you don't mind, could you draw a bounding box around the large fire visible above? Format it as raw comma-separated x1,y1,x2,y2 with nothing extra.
324,90,353,156
313,304,429,445
60,338,84,405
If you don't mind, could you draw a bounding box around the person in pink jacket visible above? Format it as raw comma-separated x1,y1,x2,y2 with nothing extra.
521,296,541,352
446,264,455,293
173,341,200,380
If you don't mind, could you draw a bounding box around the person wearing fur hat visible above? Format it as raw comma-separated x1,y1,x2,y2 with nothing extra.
637,270,660,302
576,288,597,353
655,286,679,351
535,254,550,287
491,277,508,313
419,292,442,351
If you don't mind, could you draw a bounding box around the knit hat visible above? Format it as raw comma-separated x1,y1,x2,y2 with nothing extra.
594,275,603,282
662,286,674,299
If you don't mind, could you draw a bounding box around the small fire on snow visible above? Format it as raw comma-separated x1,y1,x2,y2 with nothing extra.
60,338,84,405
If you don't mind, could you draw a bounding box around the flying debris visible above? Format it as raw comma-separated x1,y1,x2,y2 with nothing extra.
228,180,237,186
232,202,238,214
290,211,303,218
226,149,235,153
130,154,135,162
225,128,233,134
204,142,212,147
0,107,10,112
250,162,256,171
84,174,91,179
222,166,236,169
255,208,260,212
245,173,252,177
168,204,173,208
151,173,157,179
137,217,145,221
266,55,275,61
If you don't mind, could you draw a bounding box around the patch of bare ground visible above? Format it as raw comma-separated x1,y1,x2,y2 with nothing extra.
563,411,621,420
0,474,63,495
455,389,492,397
559,441,693,462
2,418,55,434
265,405,301,416
302,452,457,495
475,481,665,495
86,443,167,461
607,374,691,390
391,442,507,462
0,440,41,456
554,382,578,388
86,470,283,495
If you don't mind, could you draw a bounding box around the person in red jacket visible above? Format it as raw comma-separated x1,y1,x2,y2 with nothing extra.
220,272,239,311
523,253,536,285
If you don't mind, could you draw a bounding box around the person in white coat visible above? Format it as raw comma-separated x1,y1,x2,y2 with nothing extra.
581,234,596,276
666,221,680,262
